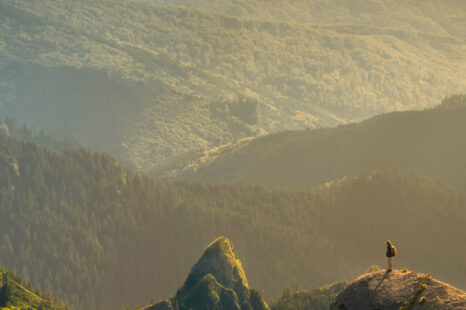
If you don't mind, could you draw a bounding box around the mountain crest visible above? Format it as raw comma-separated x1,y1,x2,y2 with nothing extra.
147,237,268,310
177,236,250,306
187,236,249,290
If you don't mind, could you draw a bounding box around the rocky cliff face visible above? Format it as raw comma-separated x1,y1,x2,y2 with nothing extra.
146,236,269,310
331,269,466,310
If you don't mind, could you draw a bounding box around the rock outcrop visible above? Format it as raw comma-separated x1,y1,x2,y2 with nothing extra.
146,236,269,310
331,269,466,310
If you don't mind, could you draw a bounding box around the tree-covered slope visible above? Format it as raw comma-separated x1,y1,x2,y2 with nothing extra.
151,0,466,38
270,282,346,310
0,132,465,310
0,266,66,310
157,95,466,193
0,118,78,151
0,0,465,169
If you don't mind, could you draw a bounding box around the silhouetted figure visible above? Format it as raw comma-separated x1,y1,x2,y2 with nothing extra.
386,240,396,271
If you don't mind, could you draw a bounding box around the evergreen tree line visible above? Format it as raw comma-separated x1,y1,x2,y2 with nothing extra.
0,117,78,151
270,284,341,310
0,265,66,310
0,132,464,310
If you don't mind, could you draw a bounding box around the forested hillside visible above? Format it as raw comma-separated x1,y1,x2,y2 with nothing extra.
152,0,466,38
0,266,66,310
0,0,465,169
0,132,465,310
157,95,466,193
270,281,346,310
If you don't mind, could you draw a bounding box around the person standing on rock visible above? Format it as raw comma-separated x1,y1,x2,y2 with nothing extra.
386,240,396,272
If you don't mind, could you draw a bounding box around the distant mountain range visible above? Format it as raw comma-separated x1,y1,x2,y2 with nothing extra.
155,95,466,194
0,0,465,169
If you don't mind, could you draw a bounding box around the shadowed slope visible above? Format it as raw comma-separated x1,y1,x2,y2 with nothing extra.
158,95,466,194
270,281,347,310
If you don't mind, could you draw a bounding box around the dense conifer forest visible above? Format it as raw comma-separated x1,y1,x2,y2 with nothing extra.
0,118,78,151
0,131,464,309
270,282,345,310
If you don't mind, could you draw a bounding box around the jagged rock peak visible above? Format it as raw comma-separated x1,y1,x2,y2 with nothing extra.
183,236,249,292
331,269,466,310
146,237,269,310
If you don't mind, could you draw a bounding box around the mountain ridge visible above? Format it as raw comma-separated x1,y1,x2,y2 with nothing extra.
145,237,269,310
154,95,466,194
1,0,465,169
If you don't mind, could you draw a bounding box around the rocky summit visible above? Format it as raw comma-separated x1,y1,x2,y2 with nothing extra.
331,269,466,310
146,236,269,310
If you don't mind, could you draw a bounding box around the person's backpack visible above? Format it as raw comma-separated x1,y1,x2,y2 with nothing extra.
391,245,397,257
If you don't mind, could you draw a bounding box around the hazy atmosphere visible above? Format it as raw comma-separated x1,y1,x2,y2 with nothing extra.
0,1,465,310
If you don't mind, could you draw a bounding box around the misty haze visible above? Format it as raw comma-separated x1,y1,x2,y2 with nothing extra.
0,1,465,310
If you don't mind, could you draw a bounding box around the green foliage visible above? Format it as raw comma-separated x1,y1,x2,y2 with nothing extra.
0,133,465,310
162,95,466,194
151,0,466,38
270,283,344,310
178,274,239,310
0,267,66,310
0,0,465,169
